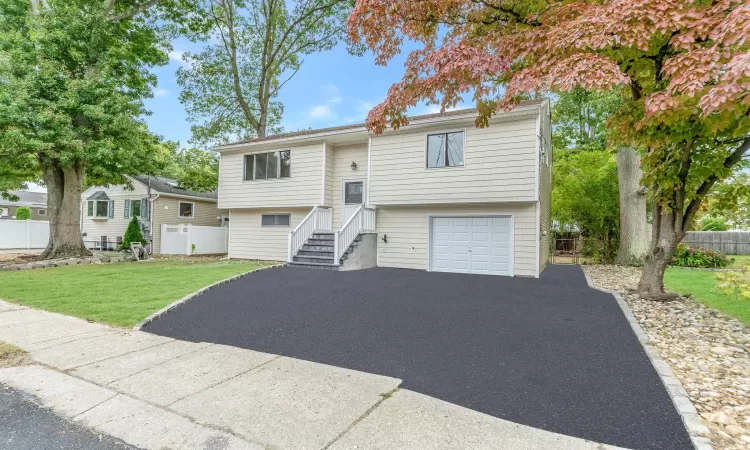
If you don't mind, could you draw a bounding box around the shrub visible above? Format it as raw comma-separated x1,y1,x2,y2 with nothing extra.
699,216,729,231
122,216,145,250
15,206,30,220
717,262,750,299
670,244,732,268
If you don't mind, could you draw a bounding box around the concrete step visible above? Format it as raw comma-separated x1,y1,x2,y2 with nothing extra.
312,233,335,239
286,261,340,271
293,255,336,264
300,244,334,252
296,250,335,258
307,238,334,245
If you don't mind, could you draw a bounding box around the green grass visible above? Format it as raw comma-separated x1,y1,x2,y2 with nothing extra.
0,259,274,327
664,266,750,326
728,254,750,268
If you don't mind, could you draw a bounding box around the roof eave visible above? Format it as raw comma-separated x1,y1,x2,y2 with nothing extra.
211,102,543,153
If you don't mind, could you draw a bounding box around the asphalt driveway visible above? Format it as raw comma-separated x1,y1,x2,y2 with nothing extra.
145,265,692,450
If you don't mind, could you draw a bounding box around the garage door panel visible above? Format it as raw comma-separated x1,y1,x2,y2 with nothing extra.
472,218,489,226
433,245,450,255
430,216,513,277
452,232,469,241
472,246,488,256
472,232,488,241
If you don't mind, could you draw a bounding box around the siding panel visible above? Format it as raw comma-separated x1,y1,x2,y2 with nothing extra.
330,143,368,227
80,183,149,247
218,143,324,209
369,116,538,205
228,208,311,261
538,103,553,273
376,204,538,277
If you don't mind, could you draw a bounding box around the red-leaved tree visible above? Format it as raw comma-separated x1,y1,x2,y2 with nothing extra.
348,0,750,298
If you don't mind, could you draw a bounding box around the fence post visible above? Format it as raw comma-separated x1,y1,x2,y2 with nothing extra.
185,224,192,255
25,219,31,249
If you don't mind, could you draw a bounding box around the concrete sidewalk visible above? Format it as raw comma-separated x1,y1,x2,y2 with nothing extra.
0,301,625,450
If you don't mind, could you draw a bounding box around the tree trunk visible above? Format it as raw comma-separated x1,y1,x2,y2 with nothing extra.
615,146,648,266
637,206,682,300
40,163,92,260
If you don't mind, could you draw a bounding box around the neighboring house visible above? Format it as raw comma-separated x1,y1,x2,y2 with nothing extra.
81,176,226,253
0,191,48,221
214,99,552,277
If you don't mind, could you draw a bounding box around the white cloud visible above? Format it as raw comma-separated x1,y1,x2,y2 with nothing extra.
168,50,192,68
309,105,332,118
154,88,169,97
321,85,343,105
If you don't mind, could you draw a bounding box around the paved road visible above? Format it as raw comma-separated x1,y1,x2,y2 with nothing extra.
0,384,137,450
145,265,693,450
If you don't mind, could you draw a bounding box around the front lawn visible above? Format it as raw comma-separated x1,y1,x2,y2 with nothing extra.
0,259,275,327
664,267,749,326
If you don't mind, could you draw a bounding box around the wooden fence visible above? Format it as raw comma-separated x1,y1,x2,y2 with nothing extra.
684,231,750,255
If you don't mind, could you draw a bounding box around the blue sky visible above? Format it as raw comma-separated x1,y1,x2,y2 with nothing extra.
142,37,468,146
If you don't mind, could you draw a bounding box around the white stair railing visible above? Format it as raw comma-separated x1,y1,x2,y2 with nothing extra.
288,206,333,262
335,205,376,263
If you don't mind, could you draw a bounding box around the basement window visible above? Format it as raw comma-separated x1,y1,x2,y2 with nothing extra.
261,214,290,227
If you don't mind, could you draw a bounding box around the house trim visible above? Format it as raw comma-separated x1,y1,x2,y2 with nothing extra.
534,109,542,278
366,136,372,205
321,143,327,206
426,213,515,277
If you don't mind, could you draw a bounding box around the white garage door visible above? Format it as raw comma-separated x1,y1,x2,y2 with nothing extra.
430,216,513,276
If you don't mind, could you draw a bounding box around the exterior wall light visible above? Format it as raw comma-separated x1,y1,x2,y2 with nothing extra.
351,161,357,171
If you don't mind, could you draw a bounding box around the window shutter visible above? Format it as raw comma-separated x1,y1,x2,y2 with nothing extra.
124,199,130,218
108,200,114,219
141,199,149,220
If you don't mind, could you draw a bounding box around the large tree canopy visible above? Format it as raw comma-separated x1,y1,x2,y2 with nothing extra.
171,0,353,145
0,0,172,258
349,0,750,297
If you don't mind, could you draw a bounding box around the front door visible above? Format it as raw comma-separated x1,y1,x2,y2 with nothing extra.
342,180,365,227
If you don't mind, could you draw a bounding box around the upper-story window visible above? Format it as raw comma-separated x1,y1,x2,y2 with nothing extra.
244,150,291,181
426,131,464,168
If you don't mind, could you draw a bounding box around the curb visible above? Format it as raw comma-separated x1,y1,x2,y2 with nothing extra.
582,271,713,450
133,263,286,331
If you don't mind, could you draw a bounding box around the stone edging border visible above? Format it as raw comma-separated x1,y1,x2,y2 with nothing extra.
582,271,713,450
133,263,287,331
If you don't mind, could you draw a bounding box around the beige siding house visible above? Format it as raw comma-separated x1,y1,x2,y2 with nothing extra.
215,100,552,277
81,176,225,253
0,191,48,221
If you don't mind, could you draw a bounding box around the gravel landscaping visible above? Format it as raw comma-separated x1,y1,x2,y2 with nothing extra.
585,265,750,450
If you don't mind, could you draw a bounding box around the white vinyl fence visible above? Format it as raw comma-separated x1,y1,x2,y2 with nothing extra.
160,224,228,255
0,220,49,249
